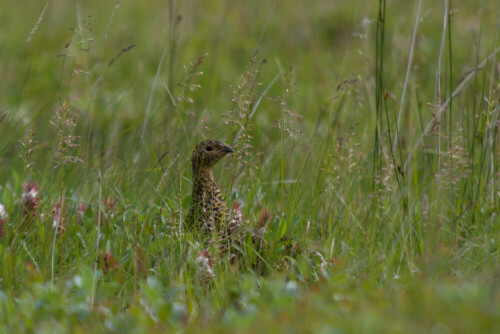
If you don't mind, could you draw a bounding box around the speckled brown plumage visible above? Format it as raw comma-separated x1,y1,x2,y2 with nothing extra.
186,140,241,250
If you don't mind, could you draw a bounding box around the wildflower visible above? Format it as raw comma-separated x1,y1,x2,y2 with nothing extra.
76,203,88,223
232,200,244,224
96,197,117,227
102,196,117,219
21,182,40,224
101,250,118,274
21,182,40,216
195,249,215,281
0,203,7,237
232,201,241,211
52,202,66,233
77,203,88,215
257,207,274,230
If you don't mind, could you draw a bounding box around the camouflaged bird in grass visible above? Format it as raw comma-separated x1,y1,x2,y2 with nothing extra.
186,140,243,251
185,140,294,271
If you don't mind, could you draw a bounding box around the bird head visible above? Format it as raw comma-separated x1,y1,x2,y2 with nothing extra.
191,140,234,171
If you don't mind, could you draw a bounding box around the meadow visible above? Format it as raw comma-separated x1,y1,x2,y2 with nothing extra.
1,0,500,332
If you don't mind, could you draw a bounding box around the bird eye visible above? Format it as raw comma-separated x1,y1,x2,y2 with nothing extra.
205,146,213,151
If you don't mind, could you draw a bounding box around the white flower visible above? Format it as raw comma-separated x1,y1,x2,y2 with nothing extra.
0,203,7,220
195,250,215,280
22,188,38,203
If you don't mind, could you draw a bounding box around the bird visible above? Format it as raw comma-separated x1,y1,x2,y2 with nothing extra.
185,140,242,251
185,140,298,275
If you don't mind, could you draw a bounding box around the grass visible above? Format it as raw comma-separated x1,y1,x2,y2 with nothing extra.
1,0,500,332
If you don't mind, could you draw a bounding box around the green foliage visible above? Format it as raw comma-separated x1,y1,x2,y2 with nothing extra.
0,0,500,332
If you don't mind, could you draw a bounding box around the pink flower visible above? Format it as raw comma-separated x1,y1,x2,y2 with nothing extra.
21,182,40,219
102,197,117,219
232,200,241,211
76,203,88,223
101,250,118,274
257,207,274,229
77,203,88,215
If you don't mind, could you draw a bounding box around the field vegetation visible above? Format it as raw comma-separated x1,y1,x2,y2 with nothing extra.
1,0,500,332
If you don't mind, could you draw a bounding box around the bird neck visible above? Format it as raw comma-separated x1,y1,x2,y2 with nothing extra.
192,167,217,192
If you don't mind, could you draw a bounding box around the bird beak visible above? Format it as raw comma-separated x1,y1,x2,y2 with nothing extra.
223,146,234,153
